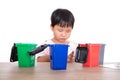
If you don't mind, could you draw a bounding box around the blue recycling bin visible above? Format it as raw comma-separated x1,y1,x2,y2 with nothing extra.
49,44,69,70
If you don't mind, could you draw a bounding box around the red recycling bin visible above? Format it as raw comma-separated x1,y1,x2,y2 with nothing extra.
80,44,101,67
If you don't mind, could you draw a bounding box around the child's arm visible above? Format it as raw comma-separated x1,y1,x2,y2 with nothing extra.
37,55,50,62
37,52,74,62
36,45,50,62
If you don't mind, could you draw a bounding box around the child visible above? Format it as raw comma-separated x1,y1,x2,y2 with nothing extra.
37,8,78,62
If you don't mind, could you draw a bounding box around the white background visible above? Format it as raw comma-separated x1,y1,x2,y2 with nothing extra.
0,0,120,62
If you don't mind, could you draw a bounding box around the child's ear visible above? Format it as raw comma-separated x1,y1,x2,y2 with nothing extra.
50,25,54,31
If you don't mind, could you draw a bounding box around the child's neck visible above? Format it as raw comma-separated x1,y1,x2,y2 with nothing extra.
51,38,69,44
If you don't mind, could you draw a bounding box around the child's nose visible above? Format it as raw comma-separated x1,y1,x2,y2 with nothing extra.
61,32,67,36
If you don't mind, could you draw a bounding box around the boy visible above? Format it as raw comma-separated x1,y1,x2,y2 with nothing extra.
37,8,78,62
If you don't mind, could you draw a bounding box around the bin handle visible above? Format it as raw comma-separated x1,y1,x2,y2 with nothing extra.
28,44,48,55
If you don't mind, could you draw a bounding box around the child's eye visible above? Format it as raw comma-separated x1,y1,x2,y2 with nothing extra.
58,29,63,32
66,30,71,33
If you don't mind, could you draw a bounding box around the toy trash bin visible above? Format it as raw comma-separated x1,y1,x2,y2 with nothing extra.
49,44,69,70
16,43,37,67
99,44,105,65
80,44,101,67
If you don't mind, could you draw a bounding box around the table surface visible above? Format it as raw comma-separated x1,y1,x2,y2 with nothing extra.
0,62,120,80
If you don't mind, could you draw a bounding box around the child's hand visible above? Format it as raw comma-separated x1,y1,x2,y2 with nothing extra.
68,51,74,63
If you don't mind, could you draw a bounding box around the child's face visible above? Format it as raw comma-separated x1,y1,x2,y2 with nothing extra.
51,25,73,43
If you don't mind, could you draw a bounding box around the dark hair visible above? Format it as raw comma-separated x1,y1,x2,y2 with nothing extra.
51,8,75,28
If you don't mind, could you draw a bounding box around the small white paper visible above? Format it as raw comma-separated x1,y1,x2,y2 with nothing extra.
102,63,120,69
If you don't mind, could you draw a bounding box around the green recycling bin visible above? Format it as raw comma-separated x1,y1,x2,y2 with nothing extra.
16,43,37,67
